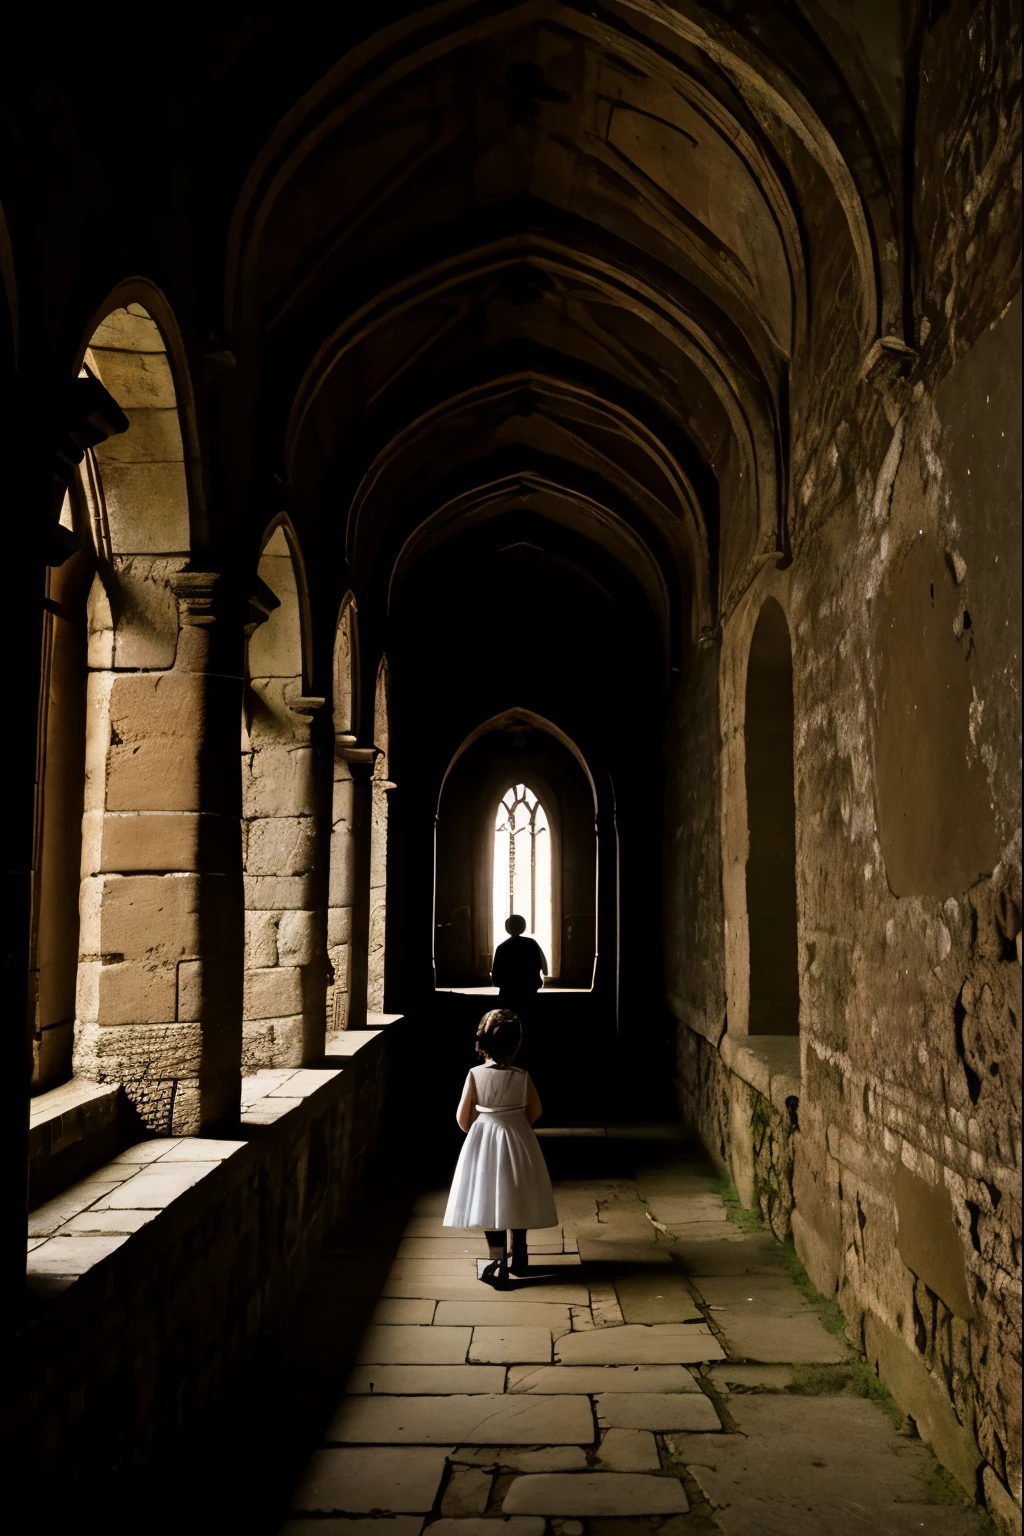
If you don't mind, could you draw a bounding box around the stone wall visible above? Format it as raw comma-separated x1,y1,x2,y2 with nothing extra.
7,1025,398,1505
670,5,1022,1524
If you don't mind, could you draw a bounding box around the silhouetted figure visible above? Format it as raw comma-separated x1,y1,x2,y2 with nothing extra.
491,915,547,1016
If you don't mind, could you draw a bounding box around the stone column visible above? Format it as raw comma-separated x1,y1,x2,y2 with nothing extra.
74,571,244,1135
241,687,328,1070
328,744,377,1032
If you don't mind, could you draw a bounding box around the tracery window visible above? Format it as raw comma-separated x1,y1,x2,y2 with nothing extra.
492,783,552,964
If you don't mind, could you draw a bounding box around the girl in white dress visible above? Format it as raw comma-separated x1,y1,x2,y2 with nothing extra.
443,1009,558,1288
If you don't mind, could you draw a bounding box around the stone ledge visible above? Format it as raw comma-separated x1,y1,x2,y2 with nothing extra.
29,1078,122,1206
14,1017,405,1502
720,1033,801,1112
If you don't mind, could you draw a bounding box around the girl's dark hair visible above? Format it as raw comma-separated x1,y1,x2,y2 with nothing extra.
475,1009,523,1063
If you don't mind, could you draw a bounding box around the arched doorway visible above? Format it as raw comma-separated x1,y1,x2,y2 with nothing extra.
744,598,799,1035
434,714,596,991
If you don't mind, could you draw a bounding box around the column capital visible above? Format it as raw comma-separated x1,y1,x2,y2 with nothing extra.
170,570,220,625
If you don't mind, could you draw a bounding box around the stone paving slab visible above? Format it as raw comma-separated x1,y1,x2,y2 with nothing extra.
397,1238,488,1258
502,1472,689,1516
698,1274,816,1306
345,1366,506,1394
26,1233,130,1276
450,1447,589,1472
613,1271,703,1323
509,1364,701,1394
643,1196,728,1225
713,1310,848,1364
291,1447,451,1513
556,1323,724,1364
327,1393,595,1445
468,1326,552,1363
676,1396,991,1535
439,1466,492,1516
92,1160,224,1209
27,1176,131,1236
672,1236,787,1274
61,1207,160,1235
576,1240,672,1265
596,1392,721,1431
356,1326,471,1364
432,1302,575,1331
373,1300,436,1325
388,1258,480,1279
594,1427,661,1470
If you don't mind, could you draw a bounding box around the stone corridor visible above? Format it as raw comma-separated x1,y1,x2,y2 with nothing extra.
212,1132,991,1535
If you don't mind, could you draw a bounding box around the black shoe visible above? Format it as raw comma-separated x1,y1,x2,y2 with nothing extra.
480,1258,510,1290
509,1245,530,1276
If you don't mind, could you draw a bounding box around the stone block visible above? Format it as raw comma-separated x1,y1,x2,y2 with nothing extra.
326,1393,594,1445
176,960,203,1021
291,1447,450,1514
92,811,209,873
80,873,201,962
242,1017,305,1073
328,905,352,945
89,344,178,409
245,816,317,877
244,967,304,1020
99,459,191,554
76,959,179,1025
96,403,184,462
244,875,314,911
242,745,315,819
104,672,208,812
502,1473,688,1516
245,910,280,968
278,909,317,965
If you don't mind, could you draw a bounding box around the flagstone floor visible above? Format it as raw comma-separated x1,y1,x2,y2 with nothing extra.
266,1132,991,1536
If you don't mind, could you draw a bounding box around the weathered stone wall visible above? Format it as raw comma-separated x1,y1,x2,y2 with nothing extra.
7,1027,397,1505
671,4,1022,1523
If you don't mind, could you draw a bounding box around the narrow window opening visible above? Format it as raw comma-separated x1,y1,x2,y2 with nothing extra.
492,783,551,970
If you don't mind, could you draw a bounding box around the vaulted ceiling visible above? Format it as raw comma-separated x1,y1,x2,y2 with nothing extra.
218,0,902,684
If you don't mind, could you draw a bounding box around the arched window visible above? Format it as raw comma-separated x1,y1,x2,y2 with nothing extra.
492,784,552,967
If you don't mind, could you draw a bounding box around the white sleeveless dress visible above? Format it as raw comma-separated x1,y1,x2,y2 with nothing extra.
443,1064,558,1230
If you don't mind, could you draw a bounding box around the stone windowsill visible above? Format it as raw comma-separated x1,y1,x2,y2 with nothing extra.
720,1033,801,1113
27,1024,393,1292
